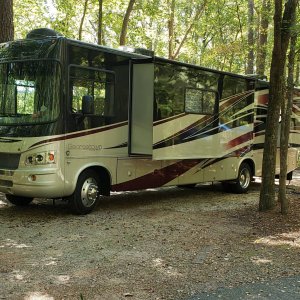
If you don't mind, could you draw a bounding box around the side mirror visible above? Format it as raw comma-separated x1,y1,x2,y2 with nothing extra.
82,95,94,115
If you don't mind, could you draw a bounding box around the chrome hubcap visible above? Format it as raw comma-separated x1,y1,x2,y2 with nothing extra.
81,177,99,207
239,168,250,189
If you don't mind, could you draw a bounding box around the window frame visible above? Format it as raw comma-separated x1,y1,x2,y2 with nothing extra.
0,58,62,125
68,64,115,116
184,87,218,115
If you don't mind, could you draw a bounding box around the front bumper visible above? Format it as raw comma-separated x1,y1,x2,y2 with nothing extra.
0,167,65,198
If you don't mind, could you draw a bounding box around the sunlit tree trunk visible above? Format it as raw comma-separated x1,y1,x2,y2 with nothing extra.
97,0,103,45
79,0,89,40
259,0,298,212
119,0,136,46
257,0,271,76
169,1,207,60
0,0,14,43
172,5,206,60
246,0,254,74
168,0,175,59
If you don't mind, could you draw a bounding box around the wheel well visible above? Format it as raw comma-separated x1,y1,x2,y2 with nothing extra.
241,159,255,177
84,166,111,196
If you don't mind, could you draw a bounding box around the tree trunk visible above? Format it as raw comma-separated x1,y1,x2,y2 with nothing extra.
279,33,297,214
246,0,254,74
119,0,136,46
256,0,271,76
172,2,207,60
259,0,298,212
169,1,207,60
0,0,14,43
296,53,300,86
97,0,103,45
79,0,89,40
279,83,289,212
168,0,175,59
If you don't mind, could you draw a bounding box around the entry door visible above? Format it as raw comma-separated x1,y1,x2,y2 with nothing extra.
129,61,154,155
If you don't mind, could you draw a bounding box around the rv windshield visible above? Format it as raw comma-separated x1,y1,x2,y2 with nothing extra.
0,60,61,125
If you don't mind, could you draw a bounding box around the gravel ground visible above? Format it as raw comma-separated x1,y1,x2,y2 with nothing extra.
0,176,300,300
188,275,300,299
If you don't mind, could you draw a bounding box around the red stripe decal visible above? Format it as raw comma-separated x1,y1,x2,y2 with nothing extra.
257,94,269,105
112,159,202,192
227,132,253,149
29,121,128,149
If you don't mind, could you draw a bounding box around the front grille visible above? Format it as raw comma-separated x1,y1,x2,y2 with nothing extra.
0,153,20,170
0,179,13,187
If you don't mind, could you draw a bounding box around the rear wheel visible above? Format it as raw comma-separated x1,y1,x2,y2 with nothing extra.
222,163,252,194
5,194,33,206
69,169,101,215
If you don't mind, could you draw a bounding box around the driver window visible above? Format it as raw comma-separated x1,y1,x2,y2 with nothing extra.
70,66,114,117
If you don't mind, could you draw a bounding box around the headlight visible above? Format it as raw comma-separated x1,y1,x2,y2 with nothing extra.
26,151,56,165
35,154,44,163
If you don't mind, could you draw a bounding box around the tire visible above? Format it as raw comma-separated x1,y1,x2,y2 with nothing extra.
5,194,33,206
178,184,197,189
287,171,293,181
221,182,233,193
69,169,101,215
231,162,252,194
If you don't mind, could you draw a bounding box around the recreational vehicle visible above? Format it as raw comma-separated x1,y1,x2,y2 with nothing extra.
0,28,299,214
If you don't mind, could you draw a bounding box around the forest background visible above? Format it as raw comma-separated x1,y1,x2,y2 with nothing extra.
7,0,299,83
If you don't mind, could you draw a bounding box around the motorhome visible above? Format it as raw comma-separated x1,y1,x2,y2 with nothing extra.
0,28,299,214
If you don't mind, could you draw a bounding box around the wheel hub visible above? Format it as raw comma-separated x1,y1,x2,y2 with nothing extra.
239,168,250,189
81,177,99,207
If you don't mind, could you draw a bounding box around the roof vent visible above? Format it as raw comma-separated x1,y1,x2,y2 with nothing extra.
26,28,63,39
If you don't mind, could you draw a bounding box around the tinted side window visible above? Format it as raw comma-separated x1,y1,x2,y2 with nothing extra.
154,63,185,120
222,77,248,99
70,66,114,117
154,62,219,121
67,44,130,130
68,45,129,68
220,76,253,129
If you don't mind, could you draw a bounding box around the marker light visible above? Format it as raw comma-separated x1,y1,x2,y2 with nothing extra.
29,175,37,181
48,152,55,162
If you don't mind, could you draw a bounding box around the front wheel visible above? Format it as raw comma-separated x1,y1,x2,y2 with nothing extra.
69,170,101,215
5,194,33,206
231,162,252,194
